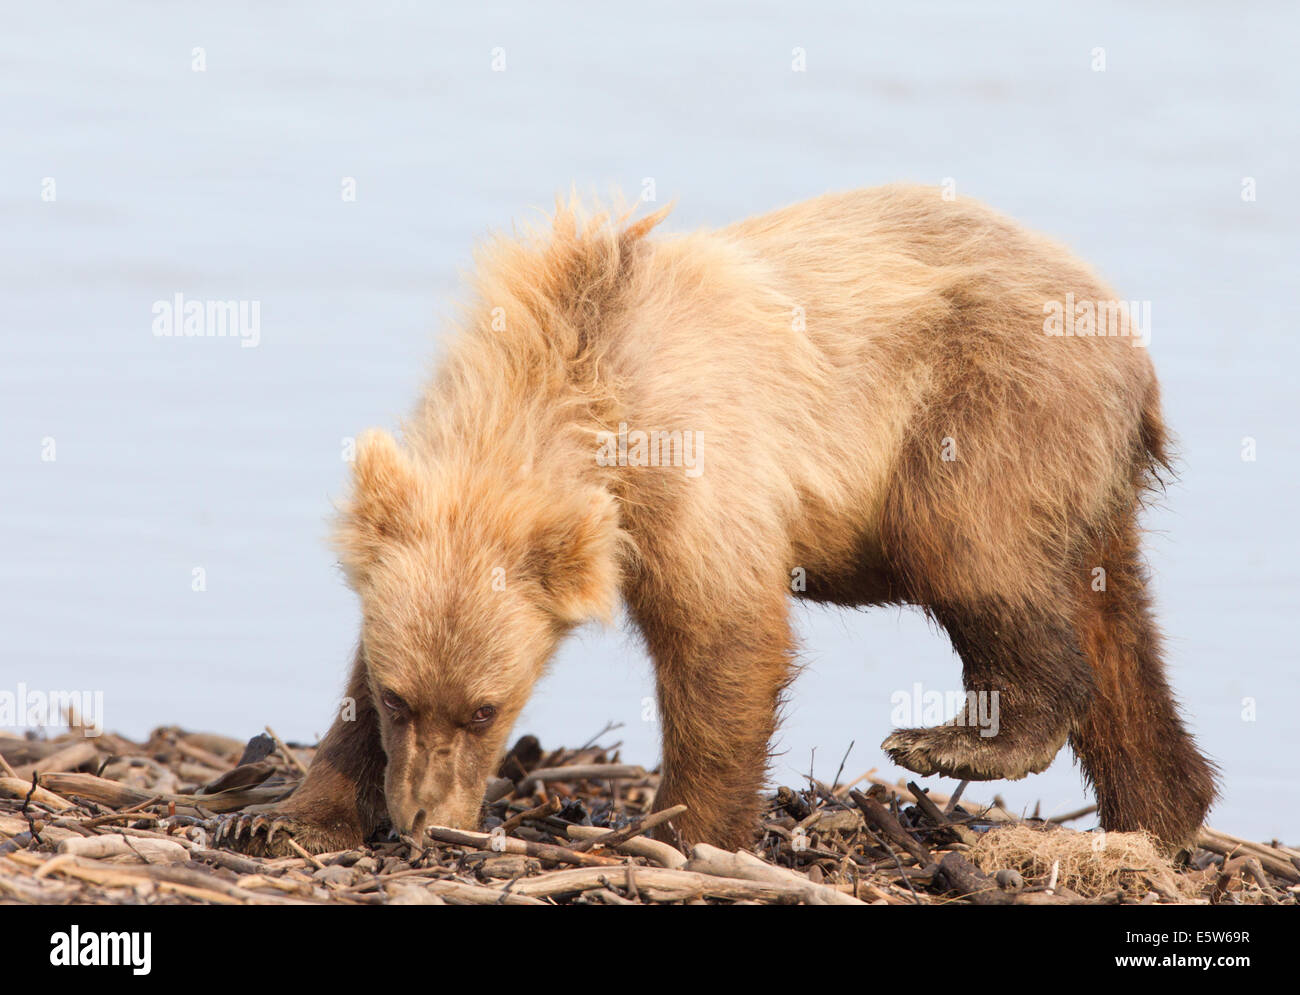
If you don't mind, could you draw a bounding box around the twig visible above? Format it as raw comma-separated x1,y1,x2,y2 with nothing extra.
22,773,43,844
849,790,932,865
906,781,978,846
83,794,163,828
943,779,969,815
264,726,309,777
576,721,624,753
517,764,647,795
424,825,625,868
287,836,326,871
830,741,854,794
1048,804,1098,825
859,823,921,904
572,804,687,853
499,797,561,834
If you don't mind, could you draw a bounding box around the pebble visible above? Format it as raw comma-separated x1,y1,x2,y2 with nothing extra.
995,868,1025,892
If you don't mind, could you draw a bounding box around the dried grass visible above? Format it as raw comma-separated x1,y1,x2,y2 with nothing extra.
968,823,1195,900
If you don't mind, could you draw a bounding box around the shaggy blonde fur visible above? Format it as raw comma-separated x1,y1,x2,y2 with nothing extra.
227,185,1215,855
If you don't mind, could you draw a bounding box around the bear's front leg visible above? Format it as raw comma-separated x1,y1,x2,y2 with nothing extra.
634,586,795,851
219,649,388,856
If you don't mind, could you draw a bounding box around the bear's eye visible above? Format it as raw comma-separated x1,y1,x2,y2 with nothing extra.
470,705,497,726
379,689,409,716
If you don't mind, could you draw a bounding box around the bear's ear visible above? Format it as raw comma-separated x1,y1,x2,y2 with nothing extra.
334,429,426,585
527,488,622,626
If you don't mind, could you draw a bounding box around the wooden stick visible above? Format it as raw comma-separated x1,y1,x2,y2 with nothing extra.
192,847,266,876
564,824,687,869
498,796,561,834
22,851,318,905
517,764,648,794
57,834,190,863
1202,826,1300,861
685,844,867,905
1048,804,1098,824
509,865,825,903
0,776,74,811
82,794,163,828
867,775,1015,822
906,781,978,846
572,804,686,853
287,837,327,871
943,779,969,815
412,878,547,906
850,790,932,865
934,851,1012,905
173,738,236,772
832,769,875,798
264,726,310,777
34,771,288,814
90,827,198,854
424,825,624,868
14,741,98,781
1197,831,1300,884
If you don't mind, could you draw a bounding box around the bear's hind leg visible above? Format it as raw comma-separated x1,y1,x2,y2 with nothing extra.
883,598,1094,781
1068,518,1217,844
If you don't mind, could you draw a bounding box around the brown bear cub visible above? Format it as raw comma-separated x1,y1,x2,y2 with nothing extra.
221,185,1216,856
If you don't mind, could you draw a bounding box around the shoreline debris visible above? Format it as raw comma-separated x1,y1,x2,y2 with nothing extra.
1,726,1294,905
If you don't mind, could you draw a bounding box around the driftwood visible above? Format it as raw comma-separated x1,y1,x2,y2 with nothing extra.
935,851,1012,905
57,834,191,863
571,803,686,852
0,725,1294,905
14,741,98,781
685,844,866,905
907,780,979,847
36,771,291,814
564,824,687,869
516,764,648,795
0,777,75,811
423,825,624,868
509,865,825,903
851,790,932,864
1197,829,1300,884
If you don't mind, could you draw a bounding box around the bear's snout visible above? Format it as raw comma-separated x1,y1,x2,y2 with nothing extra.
384,751,487,839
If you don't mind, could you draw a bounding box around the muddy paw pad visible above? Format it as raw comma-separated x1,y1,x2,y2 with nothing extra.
881,728,947,777
881,726,1008,781
883,723,1065,782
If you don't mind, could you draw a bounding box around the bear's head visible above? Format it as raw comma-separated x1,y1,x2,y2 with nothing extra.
334,429,621,837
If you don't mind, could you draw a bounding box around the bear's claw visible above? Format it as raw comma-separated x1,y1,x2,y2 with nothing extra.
216,809,304,856
215,803,366,857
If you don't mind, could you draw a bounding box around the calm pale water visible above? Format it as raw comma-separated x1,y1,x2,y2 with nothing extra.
2,2,1296,839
